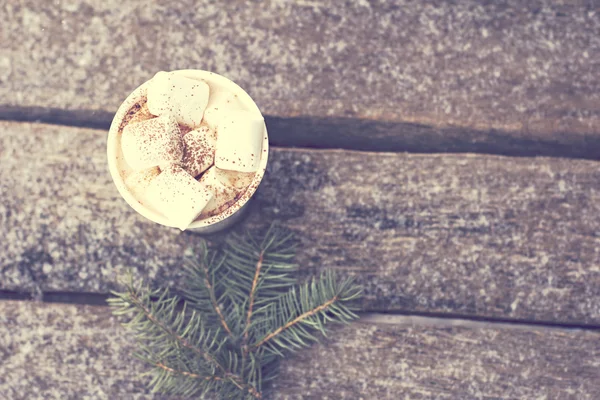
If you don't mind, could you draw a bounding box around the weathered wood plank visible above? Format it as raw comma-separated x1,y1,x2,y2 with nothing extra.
273,315,600,400
2,301,599,399
2,121,600,324
0,301,157,400
1,1,600,155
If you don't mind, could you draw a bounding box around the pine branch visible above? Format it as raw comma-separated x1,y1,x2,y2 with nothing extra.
154,362,219,381
250,270,362,356
109,277,261,399
110,223,362,399
223,224,298,309
199,256,233,336
244,250,264,348
252,296,338,350
182,244,234,337
127,287,217,365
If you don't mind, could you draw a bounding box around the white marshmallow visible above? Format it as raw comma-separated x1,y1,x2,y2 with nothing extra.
146,166,214,230
215,168,255,190
203,89,244,131
207,86,244,109
198,167,242,216
125,167,160,199
121,114,183,170
202,107,227,132
181,126,216,177
147,71,210,128
214,110,265,173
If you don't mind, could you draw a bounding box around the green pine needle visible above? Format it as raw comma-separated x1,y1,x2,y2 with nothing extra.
109,223,362,399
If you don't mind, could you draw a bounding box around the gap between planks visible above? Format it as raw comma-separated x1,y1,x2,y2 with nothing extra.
2,109,600,160
1,290,599,333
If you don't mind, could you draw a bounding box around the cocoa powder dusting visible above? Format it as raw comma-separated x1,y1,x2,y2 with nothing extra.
117,87,265,227
179,125,193,136
119,97,154,132
181,126,216,177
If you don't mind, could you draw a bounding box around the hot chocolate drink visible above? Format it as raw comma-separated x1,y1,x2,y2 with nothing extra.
108,70,268,231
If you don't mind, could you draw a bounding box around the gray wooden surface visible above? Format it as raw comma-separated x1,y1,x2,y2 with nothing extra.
2,301,599,400
3,1,600,398
3,121,600,325
2,1,600,155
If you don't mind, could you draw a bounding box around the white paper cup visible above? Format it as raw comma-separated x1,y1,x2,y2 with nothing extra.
107,70,269,234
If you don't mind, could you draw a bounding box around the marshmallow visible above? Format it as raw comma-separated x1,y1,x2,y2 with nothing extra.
203,107,227,131
121,114,183,170
203,89,244,131
215,168,255,190
181,126,217,177
198,167,242,216
214,110,265,173
146,166,214,230
147,71,210,128
125,167,160,199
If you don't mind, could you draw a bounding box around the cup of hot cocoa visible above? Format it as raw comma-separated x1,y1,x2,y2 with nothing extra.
107,70,268,233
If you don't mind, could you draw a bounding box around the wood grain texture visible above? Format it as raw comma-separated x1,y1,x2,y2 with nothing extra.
0,301,157,400
272,316,600,400
2,121,600,324
1,1,600,156
1,301,599,399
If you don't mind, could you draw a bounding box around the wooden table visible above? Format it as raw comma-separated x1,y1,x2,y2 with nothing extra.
2,1,600,398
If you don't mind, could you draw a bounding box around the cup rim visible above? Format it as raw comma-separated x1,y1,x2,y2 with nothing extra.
106,69,269,230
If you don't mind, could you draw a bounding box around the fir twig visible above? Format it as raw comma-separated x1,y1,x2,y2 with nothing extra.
250,270,361,356
154,362,219,381
199,258,233,336
109,223,362,399
127,289,215,363
245,251,265,348
252,296,338,350
110,277,261,398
